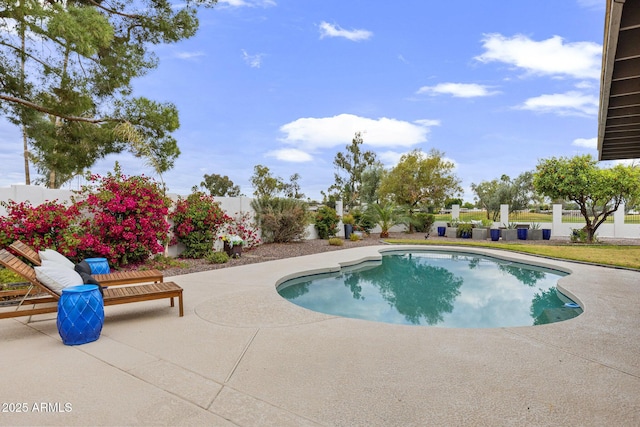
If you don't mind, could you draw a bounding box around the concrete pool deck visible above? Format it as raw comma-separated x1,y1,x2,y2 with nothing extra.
1,245,638,426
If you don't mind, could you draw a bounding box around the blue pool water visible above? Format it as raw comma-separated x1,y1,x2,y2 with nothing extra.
277,251,582,328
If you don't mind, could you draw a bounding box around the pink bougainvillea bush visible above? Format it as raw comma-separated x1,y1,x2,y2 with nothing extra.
170,191,231,258
0,199,82,256
218,212,261,249
73,168,171,266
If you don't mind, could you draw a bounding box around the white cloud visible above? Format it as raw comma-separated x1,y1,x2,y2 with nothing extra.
175,51,205,60
218,0,276,7
417,83,500,98
279,114,438,151
574,80,595,90
378,151,406,166
572,137,597,149
475,34,601,79
242,50,264,68
266,148,313,162
518,91,598,116
318,22,373,42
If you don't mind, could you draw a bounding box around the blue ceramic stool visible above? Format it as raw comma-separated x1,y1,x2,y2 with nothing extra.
84,257,110,274
57,285,104,345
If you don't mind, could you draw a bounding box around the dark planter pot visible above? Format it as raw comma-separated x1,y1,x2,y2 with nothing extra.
344,224,353,240
542,229,551,240
460,231,472,239
224,242,242,258
490,229,500,241
437,226,446,237
517,228,528,240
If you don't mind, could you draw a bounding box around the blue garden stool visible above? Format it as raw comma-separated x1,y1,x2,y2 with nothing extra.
84,258,110,274
57,285,104,345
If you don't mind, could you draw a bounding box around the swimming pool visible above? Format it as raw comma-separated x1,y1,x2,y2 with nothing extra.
277,250,582,328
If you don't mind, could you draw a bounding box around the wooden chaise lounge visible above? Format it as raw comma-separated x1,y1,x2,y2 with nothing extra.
0,249,183,320
8,240,164,286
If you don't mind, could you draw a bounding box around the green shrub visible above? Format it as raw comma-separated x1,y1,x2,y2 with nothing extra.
349,233,361,241
251,197,309,243
206,251,230,264
0,268,24,285
570,227,596,243
143,255,187,271
314,206,340,239
328,237,343,246
457,223,473,237
351,208,375,234
342,213,355,225
412,212,436,233
171,190,230,259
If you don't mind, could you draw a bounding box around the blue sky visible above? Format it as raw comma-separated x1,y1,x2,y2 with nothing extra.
0,0,609,202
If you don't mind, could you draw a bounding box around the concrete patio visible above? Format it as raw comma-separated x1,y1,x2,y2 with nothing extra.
1,245,638,426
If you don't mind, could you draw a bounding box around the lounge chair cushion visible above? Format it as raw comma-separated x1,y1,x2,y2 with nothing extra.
35,261,84,295
38,249,75,270
74,260,92,275
79,272,103,296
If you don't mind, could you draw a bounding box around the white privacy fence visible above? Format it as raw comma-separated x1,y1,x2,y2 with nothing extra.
441,204,640,239
1,185,639,241
0,185,321,250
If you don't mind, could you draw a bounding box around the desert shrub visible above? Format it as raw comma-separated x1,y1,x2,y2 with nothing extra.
314,205,340,239
412,213,436,233
349,233,361,241
206,251,229,264
74,167,172,266
171,191,230,258
143,255,188,271
328,237,343,246
351,208,375,234
251,198,309,243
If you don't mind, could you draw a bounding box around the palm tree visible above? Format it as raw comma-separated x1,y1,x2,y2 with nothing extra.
369,202,402,238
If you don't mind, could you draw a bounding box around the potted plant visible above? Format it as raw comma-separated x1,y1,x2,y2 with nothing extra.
528,223,543,240
472,219,490,240
457,222,473,238
502,223,518,241
342,214,355,240
220,234,244,258
446,219,459,238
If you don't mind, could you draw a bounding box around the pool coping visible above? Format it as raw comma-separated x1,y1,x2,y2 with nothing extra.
1,244,639,426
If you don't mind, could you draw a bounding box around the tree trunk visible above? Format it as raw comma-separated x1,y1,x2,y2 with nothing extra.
22,125,30,185
19,1,30,185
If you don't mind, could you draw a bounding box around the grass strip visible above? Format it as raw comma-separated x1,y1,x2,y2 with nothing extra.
384,239,640,270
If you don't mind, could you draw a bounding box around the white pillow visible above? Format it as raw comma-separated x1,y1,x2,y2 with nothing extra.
38,249,75,269
35,261,83,295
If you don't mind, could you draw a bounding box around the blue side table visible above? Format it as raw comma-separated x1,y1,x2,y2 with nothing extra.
84,258,110,274
57,285,104,346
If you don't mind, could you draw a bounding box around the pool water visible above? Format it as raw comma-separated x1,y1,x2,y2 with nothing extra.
277,251,582,328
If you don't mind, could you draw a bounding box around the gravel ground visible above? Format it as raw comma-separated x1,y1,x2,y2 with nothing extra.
162,232,640,277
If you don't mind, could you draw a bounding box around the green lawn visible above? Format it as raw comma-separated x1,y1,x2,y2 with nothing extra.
384,238,640,270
